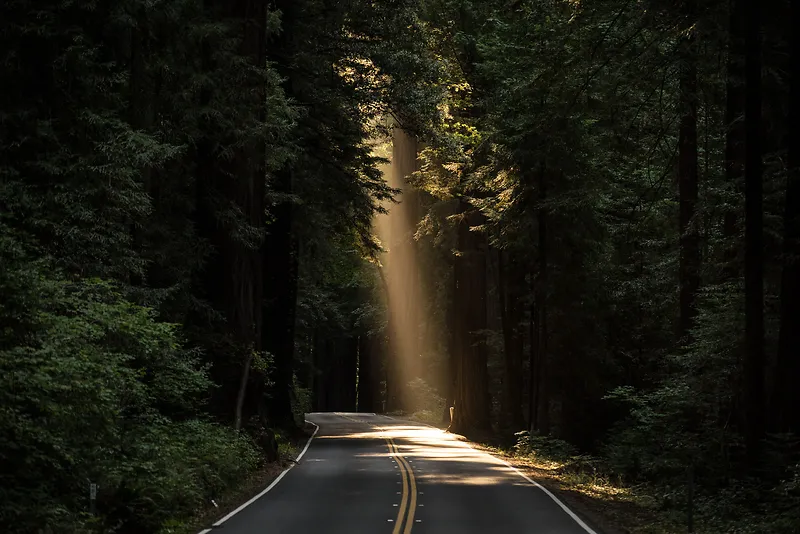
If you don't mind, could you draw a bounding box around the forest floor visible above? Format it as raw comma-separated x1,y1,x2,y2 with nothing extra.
463,440,683,534
404,412,685,534
179,424,315,534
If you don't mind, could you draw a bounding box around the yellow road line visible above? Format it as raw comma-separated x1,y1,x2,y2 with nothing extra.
387,437,416,533
388,439,408,534
395,444,417,534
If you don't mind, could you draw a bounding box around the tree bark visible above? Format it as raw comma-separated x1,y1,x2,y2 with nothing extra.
532,162,550,434
263,174,300,429
743,0,765,465
236,0,268,431
357,334,382,413
234,352,254,431
773,0,800,435
449,201,491,436
337,337,359,412
498,249,525,430
193,0,266,428
261,0,302,432
322,338,336,411
528,297,538,432
679,0,700,341
443,248,458,424
311,330,321,412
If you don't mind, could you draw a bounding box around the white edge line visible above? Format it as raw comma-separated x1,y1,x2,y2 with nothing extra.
381,415,599,534
197,420,320,534
499,458,599,534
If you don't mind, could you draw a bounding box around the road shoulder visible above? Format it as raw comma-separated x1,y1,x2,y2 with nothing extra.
388,414,626,534
183,422,317,534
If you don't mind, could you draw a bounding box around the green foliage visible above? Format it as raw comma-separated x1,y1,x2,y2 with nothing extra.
1,0,442,527
292,375,312,427
514,432,578,464
0,246,260,532
410,0,798,530
407,377,445,415
604,283,745,483
3,0,796,532
105,420,260,534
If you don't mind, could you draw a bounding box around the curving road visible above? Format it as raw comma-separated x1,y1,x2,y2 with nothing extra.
199,413,601,534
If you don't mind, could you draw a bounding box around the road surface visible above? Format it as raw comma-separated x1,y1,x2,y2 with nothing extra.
200,412,600,534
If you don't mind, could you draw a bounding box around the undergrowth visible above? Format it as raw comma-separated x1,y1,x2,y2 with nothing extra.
509,432,800,534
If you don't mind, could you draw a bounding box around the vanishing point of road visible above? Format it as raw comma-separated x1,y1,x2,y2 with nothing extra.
199,413,601,534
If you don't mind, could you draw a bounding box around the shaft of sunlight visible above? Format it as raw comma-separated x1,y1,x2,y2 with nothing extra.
372,126,431,412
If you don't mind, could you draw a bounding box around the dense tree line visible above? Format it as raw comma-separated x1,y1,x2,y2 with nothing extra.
400,0,799,531
2,0,799,532
0,0,436,531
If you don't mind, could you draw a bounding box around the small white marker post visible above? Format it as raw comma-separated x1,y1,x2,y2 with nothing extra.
89,483,98,515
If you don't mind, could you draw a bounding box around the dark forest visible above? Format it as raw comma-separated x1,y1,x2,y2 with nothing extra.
1,0,798,532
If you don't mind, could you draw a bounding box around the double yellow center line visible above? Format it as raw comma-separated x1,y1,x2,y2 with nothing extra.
386,437,417,533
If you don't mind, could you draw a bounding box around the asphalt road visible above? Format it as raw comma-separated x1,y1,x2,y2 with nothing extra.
201,412,600,534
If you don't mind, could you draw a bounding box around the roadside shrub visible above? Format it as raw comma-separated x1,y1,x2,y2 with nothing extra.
514,431,578,463
0,248,261,533
101,421,261,533
292,374,312,426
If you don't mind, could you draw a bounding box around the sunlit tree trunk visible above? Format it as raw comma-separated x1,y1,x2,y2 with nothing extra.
443,249,458,424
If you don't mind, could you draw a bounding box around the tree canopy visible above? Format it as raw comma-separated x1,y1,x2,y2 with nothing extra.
1,0,798,532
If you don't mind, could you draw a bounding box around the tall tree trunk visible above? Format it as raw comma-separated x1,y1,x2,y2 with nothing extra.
773,1,800,435
312,332,331,412
450,201,491,436
193,26,227,421
234,352,255,431
723,0,746,274
743,0,765,465
449,203,466,431
322,338,336,411
528,297,538,432
533,162,550,434
338,336,359,412
377,265,402,413
679,0,700,340
235,0,268,431
498,249,525,430
311,330,321,412
194,0,266,428
357,334,382,413
262,0,301,432
263,170,299,429
443,250,458,424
